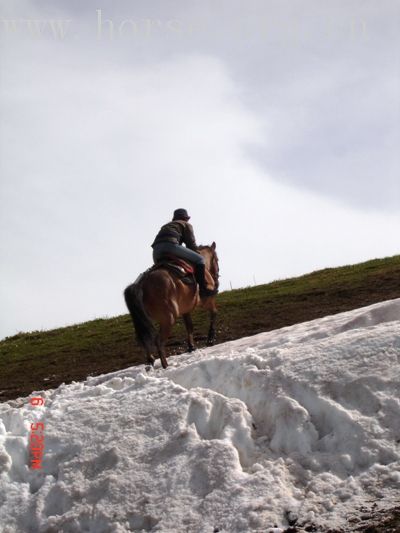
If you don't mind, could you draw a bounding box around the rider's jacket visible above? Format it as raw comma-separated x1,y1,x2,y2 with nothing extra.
151,219,198,251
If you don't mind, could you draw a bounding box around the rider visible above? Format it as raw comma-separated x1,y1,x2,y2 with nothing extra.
151,208,217,298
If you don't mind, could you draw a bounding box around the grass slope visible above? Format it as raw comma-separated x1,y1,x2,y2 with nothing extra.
1,254,400,402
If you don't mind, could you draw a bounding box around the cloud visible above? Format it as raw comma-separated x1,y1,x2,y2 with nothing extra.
248,62,400,211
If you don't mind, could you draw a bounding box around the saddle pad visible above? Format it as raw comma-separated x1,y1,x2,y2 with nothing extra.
156,255,195,275
151,263,195,286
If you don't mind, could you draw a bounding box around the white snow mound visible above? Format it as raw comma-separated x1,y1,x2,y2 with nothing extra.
0,299,399,532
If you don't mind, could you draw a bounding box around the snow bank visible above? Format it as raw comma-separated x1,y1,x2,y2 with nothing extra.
0,299,399,532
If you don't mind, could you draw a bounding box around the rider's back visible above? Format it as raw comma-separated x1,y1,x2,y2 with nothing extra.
151,220,198,250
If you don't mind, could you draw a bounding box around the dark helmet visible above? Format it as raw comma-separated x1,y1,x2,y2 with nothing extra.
173,208,190,220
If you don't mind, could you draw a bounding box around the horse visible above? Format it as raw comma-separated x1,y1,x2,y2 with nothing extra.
124,242,220,368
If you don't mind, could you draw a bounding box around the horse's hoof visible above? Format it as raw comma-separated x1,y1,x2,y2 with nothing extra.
146,355,155,366
188,345,196,353
145,365,153,372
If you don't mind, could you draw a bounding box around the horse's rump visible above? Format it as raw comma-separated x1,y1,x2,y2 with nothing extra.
142,268,197,320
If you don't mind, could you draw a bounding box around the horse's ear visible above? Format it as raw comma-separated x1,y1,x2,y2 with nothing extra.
211,241,216,250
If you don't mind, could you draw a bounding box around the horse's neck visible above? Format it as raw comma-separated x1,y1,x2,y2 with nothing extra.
202,252,212,271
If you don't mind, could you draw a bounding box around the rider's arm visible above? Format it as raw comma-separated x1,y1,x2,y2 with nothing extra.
182,222,199,251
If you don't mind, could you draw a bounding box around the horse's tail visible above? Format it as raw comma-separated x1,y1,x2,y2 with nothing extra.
124,281,156,353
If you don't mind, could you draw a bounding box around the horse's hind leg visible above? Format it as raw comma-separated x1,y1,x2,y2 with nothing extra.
182,313,195,352
145,351,155,367
156,314,174,369
154,336,167,369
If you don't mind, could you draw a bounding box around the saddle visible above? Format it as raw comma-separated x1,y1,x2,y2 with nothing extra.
153,255,196,285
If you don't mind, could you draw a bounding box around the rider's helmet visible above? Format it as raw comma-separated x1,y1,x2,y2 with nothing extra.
173,208,190,221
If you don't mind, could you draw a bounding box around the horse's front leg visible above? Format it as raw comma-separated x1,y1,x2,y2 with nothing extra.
182,313,195,352
207,308,217,346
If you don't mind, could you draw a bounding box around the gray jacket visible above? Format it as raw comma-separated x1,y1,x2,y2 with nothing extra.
151,219,198,251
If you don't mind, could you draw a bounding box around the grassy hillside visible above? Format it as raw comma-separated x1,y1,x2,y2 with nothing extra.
1,255,400,402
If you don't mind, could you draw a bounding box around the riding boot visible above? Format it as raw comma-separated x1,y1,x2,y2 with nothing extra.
195,263,218,298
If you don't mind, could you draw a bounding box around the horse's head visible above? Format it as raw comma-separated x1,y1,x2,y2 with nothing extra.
199,242,220,290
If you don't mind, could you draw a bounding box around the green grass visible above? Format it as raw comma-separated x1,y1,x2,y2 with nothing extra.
1,254,400,401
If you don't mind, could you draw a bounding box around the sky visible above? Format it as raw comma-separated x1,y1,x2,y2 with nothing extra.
0,0,399,339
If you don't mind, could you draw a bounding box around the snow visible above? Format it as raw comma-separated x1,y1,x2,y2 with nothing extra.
0,299,399,532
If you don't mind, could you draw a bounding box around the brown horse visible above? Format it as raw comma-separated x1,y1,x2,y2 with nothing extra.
124,242,219,368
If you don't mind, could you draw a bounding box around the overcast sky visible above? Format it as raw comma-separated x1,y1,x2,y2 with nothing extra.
0,0,399,339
